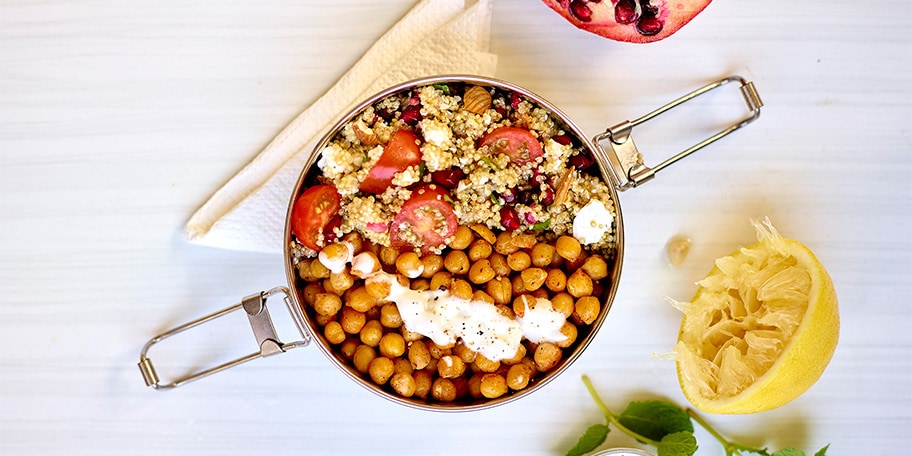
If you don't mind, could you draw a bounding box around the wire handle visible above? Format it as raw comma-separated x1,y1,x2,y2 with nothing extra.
594,75,763,191
138,286,311,390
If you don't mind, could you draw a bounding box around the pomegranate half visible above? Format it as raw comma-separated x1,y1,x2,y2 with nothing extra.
542,0,712,44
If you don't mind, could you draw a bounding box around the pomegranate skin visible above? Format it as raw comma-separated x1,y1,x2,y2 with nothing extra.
542,0,712,44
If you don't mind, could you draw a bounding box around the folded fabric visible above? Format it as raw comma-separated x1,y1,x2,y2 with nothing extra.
184,0,498,253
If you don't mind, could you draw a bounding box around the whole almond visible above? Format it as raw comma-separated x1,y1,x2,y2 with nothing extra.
352,120,379,146
463,86,492,115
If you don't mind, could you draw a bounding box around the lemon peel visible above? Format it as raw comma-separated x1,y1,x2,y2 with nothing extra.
674,217,839,414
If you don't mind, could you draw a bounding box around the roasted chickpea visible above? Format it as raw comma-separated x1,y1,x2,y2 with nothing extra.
530,243,556,267
340,338,359,359
313,292,342,316
453,342,477,364
501,343,527,365
328,269,355,294
340,307,366,334
379,332,406,358
365,275,391,300
408,340,431,370
379,303,402,328
567,269,594,297
437,355,467,378
432,378,457,402
555,321,578,348
470,224,496,244
506,363,534,390
468,259,496,284
488,253,511,276
428,342,453,359
473,353,501,373
341,231,363,255
396,251,424,278
302,282,324,306
581,255,609,280
468,239,493,262
379,245,399,266
448,225,474,250
520,267,547,291
368,357,394,384
359,320,384,347
309,259,332,279
413,370,433,399
480,373,508,398
574,296,601,325
533,342,562,372
551,292,575,317
472,289,495,304
314,312,335,327
444,250,470,274
352,344,376,373
323,321,346,345
390,372,417,397
346,286,377,312
410,278,430,291
420,254,444,278
545,268,567,292
512,294,536,318
494,231,520,255
486,276,513,305
393,357,413,375
429,270,453,290
555,235,582,262
467,374,484,398
507,251,532,271
450,278,474,300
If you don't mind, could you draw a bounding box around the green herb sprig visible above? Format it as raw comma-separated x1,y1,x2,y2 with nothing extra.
565,376,829,456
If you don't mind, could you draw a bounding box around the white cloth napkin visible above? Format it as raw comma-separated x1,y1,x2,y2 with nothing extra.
183,0,498,254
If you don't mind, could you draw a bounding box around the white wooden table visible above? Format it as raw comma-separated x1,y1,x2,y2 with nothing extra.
1,1,909,455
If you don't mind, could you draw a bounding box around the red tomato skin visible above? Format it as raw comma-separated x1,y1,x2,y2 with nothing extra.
360,129,422,194
479,127,544,164
291,185,341,251
389,185,457,254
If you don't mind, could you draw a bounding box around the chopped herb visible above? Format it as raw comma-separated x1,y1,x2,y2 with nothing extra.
532,218,551,231
433,83,450,94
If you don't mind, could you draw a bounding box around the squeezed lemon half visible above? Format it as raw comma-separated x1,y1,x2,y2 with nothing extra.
674,218,839,414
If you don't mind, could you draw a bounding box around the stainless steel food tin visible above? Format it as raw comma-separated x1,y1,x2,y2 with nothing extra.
138,75,762,412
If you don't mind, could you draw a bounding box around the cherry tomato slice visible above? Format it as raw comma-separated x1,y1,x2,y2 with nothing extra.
389,185,458,254
479,126,543,165
291,185,341,251
360,129,422,194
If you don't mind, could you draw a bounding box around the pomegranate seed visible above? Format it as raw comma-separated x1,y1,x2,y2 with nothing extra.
323,215,342,244
615,0,639,24
569,0,593,22
499,207,521,231
501,188,519,204
524,211,537,225
569,153,595,170
510,93,522,110
400,105,422,126
636,5,664,36
431,168,465,189
540,186,555,206
377,108,395,121
552,134,572,146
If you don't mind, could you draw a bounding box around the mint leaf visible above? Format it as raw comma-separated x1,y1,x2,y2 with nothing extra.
771,449,805,456
565,423,609,456
655,431,697,456
814,444,830,456
618,400,694,442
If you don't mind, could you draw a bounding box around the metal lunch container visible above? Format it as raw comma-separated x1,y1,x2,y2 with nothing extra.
138,75,762,411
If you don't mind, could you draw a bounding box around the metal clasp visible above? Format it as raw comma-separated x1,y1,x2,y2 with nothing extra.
138,286,311,389
595,75,763,191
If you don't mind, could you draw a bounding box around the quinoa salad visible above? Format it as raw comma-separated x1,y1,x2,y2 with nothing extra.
287,80,619,406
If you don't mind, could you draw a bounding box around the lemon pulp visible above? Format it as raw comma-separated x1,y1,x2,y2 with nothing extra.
675,218,839,414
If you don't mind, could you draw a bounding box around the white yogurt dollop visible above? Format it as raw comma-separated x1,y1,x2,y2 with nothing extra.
573,199,614,245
